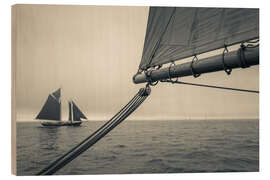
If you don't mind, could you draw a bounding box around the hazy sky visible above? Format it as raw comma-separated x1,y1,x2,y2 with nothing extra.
14,5,259,121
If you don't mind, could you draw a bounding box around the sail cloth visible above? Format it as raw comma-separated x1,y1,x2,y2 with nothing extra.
139,7,259,70
52,88,61,102
72,101,87,121
36,94,61,120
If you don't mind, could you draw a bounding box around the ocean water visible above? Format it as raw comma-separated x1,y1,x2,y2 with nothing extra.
16,120,259,175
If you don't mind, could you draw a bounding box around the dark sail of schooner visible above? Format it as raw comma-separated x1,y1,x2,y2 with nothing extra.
70,100,87,121
35,94,61,121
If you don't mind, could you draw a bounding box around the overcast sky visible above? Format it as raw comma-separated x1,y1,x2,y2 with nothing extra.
14,5,259,121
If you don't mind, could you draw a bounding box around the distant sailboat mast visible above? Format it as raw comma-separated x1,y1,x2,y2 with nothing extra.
68,101,73,122
60,98,62,121
71,101,74,123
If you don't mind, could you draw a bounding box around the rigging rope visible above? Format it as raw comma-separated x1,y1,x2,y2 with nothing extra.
37,86,151,175
160,79,259,94
37,91,140,175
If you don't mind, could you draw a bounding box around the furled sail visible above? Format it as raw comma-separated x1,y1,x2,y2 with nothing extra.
71,101,87,121
139,7,259,70
36,94,61,120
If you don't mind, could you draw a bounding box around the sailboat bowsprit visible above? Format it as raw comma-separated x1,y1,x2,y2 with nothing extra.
35,88,87,126
133,7,259,84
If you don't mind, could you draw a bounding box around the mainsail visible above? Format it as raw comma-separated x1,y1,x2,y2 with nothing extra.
139,7,259,70
35,89,61,120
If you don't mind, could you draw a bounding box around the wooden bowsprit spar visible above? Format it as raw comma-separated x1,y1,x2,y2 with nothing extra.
133,46,259,85
37,86,151,175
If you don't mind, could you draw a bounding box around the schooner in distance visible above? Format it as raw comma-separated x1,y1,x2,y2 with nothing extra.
35,88,87,126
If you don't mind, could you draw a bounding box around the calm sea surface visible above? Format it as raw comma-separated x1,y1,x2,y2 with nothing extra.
16,120,259,175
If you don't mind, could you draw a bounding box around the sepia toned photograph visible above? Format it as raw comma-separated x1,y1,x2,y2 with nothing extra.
11,4,259,175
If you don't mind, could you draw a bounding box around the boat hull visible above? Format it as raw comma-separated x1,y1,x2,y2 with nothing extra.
41,121,82,127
